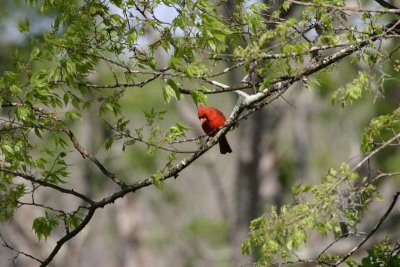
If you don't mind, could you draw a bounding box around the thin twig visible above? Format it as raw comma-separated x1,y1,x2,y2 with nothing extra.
0,233,44,264
105,121,199,154
352,132,400,171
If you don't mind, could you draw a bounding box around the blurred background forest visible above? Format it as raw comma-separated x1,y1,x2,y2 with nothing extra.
0,0,399,266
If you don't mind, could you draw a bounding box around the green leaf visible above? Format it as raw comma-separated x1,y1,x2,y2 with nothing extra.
32,212,59,241
2,145,13,154
168,56,183,69
184,64,204,77
149,58,157,70
168,79,181,100
16,107,30,121
109,14,123,27
63,93,70,105
191,90,208,105
110,0,123,8
30,47,41,61
292,183,302,195
18,17,30,33
331,71,370,107
282,1,291,11
66,213,81,229
242,239,251,255
9,85,21,96
144,108,166,126
65,111,81,121
151,171,166,190
105,138,113,150
165,122,190,142
163,79,181,102
127,29,138,45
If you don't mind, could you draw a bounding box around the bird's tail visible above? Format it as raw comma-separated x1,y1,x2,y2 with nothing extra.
219,136,232,154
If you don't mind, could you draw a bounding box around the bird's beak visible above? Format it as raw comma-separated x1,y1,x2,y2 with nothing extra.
199,117,207,124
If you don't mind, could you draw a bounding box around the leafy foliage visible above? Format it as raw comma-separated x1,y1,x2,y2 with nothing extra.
361,107,400,153
244,163,381,265
0,0,399,266
0,177,25,221
348,237,400,267
32,211,59,241
332,72,371,107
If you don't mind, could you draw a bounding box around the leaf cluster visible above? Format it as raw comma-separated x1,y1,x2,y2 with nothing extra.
361,106,400,153
243,163,381,265
331,71,371,107
348,237,400,267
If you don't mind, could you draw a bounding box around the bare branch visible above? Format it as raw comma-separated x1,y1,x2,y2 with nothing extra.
61,127,127,188
0,233,43,264
105,121,199,154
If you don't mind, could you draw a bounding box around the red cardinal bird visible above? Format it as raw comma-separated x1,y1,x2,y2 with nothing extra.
198,105,232,154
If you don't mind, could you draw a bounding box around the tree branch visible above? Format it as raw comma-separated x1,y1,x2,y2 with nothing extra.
4,2,400,265
61,127,127,188
39,208,95,267
352,131,400,172
0,168,94,204
288,0,400,14
334,192,400,266
374,0,399,10
0,233,43,265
